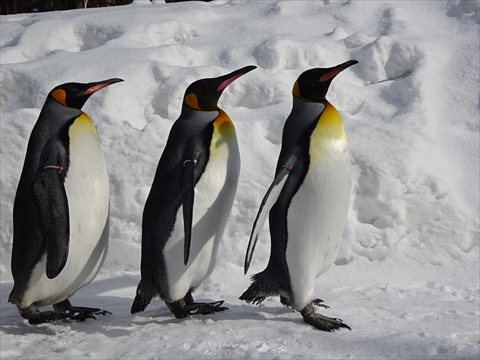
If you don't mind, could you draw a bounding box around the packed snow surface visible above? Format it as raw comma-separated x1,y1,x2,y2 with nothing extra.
1,0,479,359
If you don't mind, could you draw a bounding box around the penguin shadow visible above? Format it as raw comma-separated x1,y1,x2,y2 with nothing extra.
131,297,305,328
2,278,320,332
1,281,55,336
220,302,309,327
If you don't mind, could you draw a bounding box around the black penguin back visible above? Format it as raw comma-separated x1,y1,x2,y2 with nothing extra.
138,107,217,301
9,98,81,303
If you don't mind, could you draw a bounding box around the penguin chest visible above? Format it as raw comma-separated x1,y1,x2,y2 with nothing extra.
25,114,109,307
287,139,351,274
164,116,240,301
65,115,109,267
64,114,109,283
285,105,351,307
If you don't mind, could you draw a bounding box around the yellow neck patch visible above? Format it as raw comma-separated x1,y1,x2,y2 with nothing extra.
315,102,346,141
185,93,201,110
213,109,235,137
52,89,67,106
69,112,96,137
308,102,347,165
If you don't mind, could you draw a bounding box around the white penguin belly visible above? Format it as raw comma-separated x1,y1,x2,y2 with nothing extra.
23,114,109,307
163,133,240,302
286,139,351,310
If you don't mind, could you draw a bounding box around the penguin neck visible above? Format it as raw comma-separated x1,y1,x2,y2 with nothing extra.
290,96,326,126
41,97,84,122
179,104,219,123
22,98,82,179
292,96,328,118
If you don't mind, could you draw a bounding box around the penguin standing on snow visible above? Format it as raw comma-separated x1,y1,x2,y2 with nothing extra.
131,65,256,319
240,61,358,332
9,78,123,325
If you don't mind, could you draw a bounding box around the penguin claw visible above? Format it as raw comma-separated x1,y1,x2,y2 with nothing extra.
196,305,228,316
190,301,228,316
312,298,330,309
68,307,111,322
69,313,97,322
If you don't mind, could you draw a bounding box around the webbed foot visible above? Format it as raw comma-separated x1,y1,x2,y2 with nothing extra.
166,292,228,319
18,299,110,325
53,300,111,322
67,307,111,321
300,303,351,332
189,301,228,316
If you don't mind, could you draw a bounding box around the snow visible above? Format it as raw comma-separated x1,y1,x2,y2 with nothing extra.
1,0,479,358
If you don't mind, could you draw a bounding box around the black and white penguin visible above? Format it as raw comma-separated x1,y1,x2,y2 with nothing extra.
240,61,358,332
131,65,256,319
9,78,123,325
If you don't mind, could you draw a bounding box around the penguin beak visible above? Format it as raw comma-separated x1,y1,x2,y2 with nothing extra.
84,78,124,95
319,60,358,82
216,65,257,92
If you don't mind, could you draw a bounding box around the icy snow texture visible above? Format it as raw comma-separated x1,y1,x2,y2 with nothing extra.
0,0,479,359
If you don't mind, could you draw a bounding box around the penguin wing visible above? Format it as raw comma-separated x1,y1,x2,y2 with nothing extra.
244,162,294,274
33,166,70,279
182,157,197,265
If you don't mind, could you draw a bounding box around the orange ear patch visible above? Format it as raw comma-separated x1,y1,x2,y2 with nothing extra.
292,81,310,101
185,93,201,110
292,81,302,98
51,89,67,106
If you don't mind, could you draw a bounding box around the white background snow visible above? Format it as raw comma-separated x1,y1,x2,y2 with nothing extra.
1,0,479,358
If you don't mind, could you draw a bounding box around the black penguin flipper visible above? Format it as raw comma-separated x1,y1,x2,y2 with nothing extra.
33,166,69,279
182,157,197,265
244,157,296,275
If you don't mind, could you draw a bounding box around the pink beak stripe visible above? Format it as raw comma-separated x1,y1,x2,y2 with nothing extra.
85,83,109,95
319,68,344,82
217,73,244,92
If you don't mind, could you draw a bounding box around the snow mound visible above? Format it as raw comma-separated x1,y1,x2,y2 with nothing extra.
0,1,478,359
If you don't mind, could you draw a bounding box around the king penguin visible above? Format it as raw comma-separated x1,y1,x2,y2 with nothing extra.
240,60,358,332
131,65,256,319
9,78,123,325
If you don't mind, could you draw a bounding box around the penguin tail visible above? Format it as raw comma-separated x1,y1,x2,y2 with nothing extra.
239,270,286,305
131,281,155,314
239,281,267,305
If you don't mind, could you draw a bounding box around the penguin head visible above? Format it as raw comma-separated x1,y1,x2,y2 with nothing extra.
293,60,358,102
49,78,124,109
183,65,257,111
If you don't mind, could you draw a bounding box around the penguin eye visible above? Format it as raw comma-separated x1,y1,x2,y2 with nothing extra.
307,80,319,89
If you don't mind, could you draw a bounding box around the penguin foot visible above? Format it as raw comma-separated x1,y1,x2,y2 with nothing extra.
18,302,110,325
166,299,228,319
67,307,111,322
53,300,110,322
189,301,228,316
19,305,74,325
300,304,351,332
